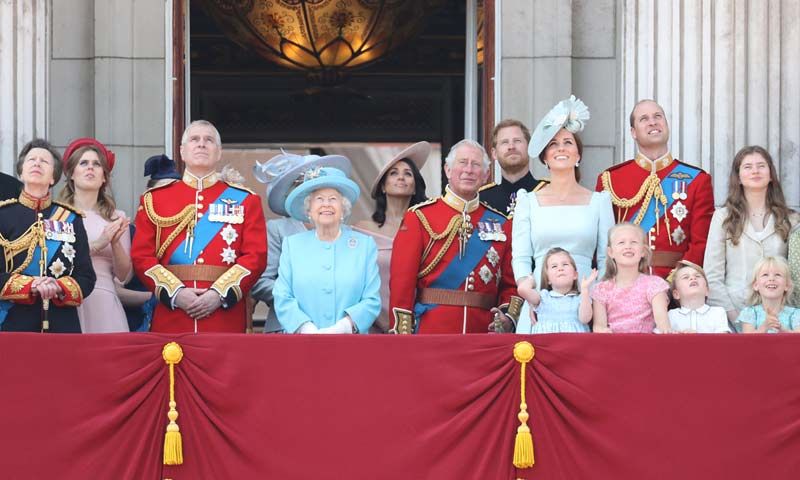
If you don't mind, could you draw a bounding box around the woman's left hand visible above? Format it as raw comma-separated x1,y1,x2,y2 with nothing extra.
110,216,130,245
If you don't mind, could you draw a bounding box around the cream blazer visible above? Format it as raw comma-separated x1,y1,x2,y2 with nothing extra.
704,207,800,314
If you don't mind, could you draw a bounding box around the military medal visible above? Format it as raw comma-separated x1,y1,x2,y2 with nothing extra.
221,247,237,264
44,220,76,243
670,201,688,223
486,246,500,267
491,221,507,242
671,226,686,245
48,258,66,278
679,181,687,200
220,224,239,245
479,264,493,284
672,181,680,200
209,199,245,224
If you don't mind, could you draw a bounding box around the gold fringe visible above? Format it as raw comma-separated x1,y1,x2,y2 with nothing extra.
512,341,535,469
162,342,184,465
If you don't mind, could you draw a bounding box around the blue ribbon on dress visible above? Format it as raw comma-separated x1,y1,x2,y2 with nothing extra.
169,186,248,265
0,208,74,328
414,208,505,331
634,162,700,233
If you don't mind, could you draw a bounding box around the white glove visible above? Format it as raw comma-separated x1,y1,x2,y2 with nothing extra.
297,322,320,334
318,317,354,334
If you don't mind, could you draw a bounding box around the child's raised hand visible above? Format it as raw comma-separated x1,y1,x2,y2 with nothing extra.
580,269,598,292
764,306,783,332
517,276,538,305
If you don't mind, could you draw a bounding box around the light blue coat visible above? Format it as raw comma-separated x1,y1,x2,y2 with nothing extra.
273,227,380,333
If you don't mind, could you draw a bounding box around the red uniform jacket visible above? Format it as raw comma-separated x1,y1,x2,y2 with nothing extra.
131,174,267,333
389,191,516,334
595,154,714,278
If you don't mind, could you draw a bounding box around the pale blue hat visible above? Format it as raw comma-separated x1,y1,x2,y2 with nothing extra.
253,151,351,217
528,95,590,159
284,167,360,223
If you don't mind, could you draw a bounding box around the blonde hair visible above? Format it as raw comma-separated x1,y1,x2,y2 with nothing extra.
539,247,579,293
748,256,794,306
601,222,652,281
668,260,708,291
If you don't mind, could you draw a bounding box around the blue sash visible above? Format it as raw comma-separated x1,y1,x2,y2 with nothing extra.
634,163,700,232
169,186,248,265
0,209,75,328
414,208,505,329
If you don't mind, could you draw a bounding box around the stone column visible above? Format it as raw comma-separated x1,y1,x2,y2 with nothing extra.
620,0,800,208
0,0,48,174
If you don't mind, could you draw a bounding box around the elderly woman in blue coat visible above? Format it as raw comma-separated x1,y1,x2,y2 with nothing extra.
273,166,381,333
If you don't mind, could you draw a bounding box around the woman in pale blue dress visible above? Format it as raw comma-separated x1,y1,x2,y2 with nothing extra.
512,96,614,333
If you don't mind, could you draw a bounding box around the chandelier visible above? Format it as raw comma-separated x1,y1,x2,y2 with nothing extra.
198,0,445,86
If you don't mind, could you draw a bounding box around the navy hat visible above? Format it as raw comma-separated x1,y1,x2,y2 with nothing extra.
144,154,181,180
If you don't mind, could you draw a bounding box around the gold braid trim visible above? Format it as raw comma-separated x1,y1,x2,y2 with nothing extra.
143,192,197,259
0,218,46,274
601,171,672,243
414,210,463,278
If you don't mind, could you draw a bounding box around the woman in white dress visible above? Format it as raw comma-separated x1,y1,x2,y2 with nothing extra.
512,96,614,333
59,138,131,332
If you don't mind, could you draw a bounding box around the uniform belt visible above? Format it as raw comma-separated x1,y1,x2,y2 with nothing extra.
652,251,683,268
418,288,495,310
165,265,227,282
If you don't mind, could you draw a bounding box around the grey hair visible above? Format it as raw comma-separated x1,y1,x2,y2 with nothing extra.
181,120,222,146
303,188,353,225
444,139,490,172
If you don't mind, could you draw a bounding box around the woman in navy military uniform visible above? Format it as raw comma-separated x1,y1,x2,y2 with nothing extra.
0,139,95,333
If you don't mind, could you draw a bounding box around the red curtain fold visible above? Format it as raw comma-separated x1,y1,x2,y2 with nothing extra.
1,333,799,479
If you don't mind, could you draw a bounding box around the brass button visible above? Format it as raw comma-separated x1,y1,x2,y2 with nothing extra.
197,212,204,218
196,203,204,210
198,195,204,201
467,284,475,291
197,258,205,264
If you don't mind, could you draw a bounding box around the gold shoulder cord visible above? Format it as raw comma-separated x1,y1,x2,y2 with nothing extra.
0,217,47,274
601,171,671,242
414,210,463,278
143,192,197,259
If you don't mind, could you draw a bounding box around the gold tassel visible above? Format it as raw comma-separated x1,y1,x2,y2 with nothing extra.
513,341,535,469
162,342,184,465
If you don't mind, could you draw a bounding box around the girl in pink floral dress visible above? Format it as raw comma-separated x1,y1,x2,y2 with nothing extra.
591,223,672,333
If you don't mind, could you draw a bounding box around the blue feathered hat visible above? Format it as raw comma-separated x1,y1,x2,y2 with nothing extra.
528,95,590,159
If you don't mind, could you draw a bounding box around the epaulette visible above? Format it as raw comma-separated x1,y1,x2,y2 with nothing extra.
532,179,549,192
0,198,17,209
478,182,497,192
409,197,438,212
674,159,708,175
224,181,256,195
604,159,636,173
53,200,85,217
480,201,509,220
144,179,178,193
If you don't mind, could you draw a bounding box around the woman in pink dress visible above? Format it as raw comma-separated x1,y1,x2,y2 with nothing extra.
354,142,430,333
59,138,131,332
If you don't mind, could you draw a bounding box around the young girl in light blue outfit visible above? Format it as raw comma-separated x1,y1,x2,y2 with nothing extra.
516,247,595,333
739,256,800,333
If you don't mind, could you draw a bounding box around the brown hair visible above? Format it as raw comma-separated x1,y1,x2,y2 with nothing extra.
539,247,580,293
537,129,583,182
628,99,664,128
16,139,63,184
722,146,794,245
491,119,531,149
58,145,119,221
748,256,794,307
601,223,652,281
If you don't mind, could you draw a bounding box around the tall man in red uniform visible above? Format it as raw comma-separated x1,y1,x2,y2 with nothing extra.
131,120,267,332
596,100,714,278
389,139,518,334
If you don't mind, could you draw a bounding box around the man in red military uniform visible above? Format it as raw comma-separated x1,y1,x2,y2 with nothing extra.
389,139,519,334
596,99,714,278
131,120,267,332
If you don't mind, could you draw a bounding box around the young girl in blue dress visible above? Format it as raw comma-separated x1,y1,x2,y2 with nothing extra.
739,256,800,333
516,247,595,333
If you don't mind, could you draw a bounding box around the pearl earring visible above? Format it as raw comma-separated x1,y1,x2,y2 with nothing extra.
576,161,580,167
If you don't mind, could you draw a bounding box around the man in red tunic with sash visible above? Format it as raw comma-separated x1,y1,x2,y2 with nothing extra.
595,99,714,278
389,139,518,334
131,120,267,332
